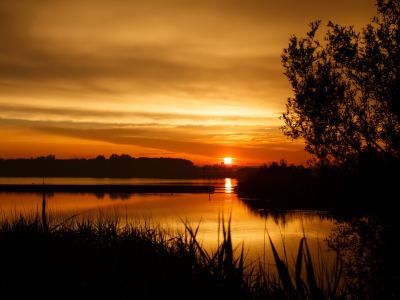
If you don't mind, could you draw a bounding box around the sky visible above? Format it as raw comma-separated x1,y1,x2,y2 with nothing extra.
0,0,377,166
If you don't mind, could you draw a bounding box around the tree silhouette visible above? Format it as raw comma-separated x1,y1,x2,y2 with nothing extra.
281,0,400,163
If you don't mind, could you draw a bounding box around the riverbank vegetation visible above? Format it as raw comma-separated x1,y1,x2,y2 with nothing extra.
236,151,400,214
327,215,399,299
0,204,362,300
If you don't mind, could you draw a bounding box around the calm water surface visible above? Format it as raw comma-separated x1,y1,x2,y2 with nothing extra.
0,177,232,187
0,177,336,269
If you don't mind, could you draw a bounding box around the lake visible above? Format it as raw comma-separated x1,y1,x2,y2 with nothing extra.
0,177,337,270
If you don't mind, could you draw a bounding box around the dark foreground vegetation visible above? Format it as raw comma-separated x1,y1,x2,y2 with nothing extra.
2,190,398,299
1,205,378,300
236,155,400,299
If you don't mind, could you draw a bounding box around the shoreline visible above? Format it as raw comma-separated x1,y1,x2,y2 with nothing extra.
0,184,215,193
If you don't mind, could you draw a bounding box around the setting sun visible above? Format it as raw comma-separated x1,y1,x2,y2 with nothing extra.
224,157,232,164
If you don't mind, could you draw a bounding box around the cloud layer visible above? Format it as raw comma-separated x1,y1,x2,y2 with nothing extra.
0,0,376,164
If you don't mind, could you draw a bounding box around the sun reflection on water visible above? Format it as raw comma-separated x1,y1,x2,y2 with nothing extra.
225,178,232,193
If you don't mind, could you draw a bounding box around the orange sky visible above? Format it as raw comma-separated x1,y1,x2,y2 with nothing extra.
0,0,376,166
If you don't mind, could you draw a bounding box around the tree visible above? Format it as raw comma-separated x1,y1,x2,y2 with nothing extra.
281,0,400,163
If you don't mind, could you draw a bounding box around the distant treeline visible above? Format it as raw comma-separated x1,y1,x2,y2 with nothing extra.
0,154,237,178
197,164,236,178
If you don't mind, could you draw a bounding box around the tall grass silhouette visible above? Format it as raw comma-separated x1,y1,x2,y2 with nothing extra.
0,193,358,299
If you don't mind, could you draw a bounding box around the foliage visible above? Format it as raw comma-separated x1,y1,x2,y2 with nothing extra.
268,235,345,300
235,160,318,206
0,193,356,300
2,189,391,299
326,215,400,299
236,153,400,210
281,0,400,163
0,210,241,299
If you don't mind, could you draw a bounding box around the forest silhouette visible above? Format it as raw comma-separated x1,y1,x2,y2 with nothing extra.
0,154,238,179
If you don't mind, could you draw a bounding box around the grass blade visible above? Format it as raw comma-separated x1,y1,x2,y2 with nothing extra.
267,231,299,300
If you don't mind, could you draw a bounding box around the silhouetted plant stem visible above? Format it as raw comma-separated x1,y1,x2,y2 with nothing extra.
0,207,359,299
42,181,48,233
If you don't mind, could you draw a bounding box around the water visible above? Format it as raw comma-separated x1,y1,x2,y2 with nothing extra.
0,177,337,270
0,177,232,187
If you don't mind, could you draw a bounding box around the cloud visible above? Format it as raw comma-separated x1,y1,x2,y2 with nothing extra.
0,117,305,161
0,103,282,126
28,123,304,160
0,0,375,164
0,117,283,142
0,0,376,109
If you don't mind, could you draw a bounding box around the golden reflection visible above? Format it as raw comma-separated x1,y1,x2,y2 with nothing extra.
225,178,232,193
0,191,336,270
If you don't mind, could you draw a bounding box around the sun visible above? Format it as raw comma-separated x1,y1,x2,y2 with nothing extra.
224,157,232,164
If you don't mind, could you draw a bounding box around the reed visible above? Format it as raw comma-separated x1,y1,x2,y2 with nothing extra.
266,233,345,300
177,213,248,299
0,196,356,299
